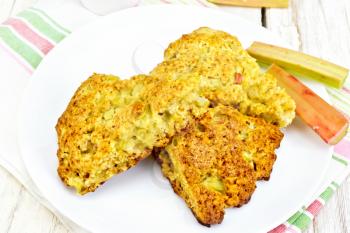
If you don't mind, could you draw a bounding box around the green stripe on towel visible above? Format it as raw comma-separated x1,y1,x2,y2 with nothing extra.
29,7,71,34
17,10,66,43
319,187,334,202
0,27,42,68
331,181,340,188
293,213,312,230
332,154,349,166
287,210,303,225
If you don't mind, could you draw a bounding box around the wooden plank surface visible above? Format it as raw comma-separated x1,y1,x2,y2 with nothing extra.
218,5,262,25
0,0,349,232
0,1,70,232
265,0,350,68
265,0,350,232
0,168,69,233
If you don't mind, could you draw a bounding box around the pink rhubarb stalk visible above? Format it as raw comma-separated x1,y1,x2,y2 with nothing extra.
267,64,349,145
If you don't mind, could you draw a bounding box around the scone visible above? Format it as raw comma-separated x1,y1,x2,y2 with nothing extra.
155,105,283,225
57,27,294,195
56,73,215,194
152,27,296,127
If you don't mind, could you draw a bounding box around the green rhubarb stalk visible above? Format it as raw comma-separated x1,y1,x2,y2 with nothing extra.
208,0,289,8
247,42,349,89
267,64,349,145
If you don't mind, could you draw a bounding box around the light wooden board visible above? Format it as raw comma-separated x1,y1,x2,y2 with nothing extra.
0,0,349,232
265,0,350,232
265,0,350,68
218,5,262,25
0,168,69,233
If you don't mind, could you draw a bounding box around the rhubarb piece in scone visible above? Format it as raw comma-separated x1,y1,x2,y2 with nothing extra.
247,42,349,89
155,105,283,226
267,64,349,145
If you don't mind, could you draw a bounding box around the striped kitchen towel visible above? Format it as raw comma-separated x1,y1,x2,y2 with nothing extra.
0,0,349,233
0,7,70,73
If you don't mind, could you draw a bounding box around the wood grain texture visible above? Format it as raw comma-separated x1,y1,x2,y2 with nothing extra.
218,5,261,25
0,0,349,232
265,0,350,232
0,168,69,233
209,0,288,8
312,178,350,233
0,2,69,233
265,0,350,68
0,167,22,233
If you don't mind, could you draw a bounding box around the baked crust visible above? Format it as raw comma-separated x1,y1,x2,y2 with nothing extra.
56,73,213,194
155,105,283,225
56,27,292,195
152,27,296,127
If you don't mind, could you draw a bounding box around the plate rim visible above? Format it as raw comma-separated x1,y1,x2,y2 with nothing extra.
17,4,333,233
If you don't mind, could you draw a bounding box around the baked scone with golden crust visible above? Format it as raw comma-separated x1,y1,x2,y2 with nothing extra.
57,73,212,194
151,27,296,127
155,105,283,226
57,27,293,195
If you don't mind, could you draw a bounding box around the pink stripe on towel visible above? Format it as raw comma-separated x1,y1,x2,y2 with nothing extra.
334,139,350,158
0,41,33,74
4,18,54,54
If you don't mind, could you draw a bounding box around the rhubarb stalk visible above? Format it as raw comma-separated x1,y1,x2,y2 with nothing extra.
267,64,349,145
247,42,349,89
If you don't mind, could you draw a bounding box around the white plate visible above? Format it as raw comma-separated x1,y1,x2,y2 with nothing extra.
18,5,332,233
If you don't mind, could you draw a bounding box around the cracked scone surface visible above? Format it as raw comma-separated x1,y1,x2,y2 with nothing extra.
152,27,296,127
57,27,293,195
56,73,211,194
156,105,283,225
